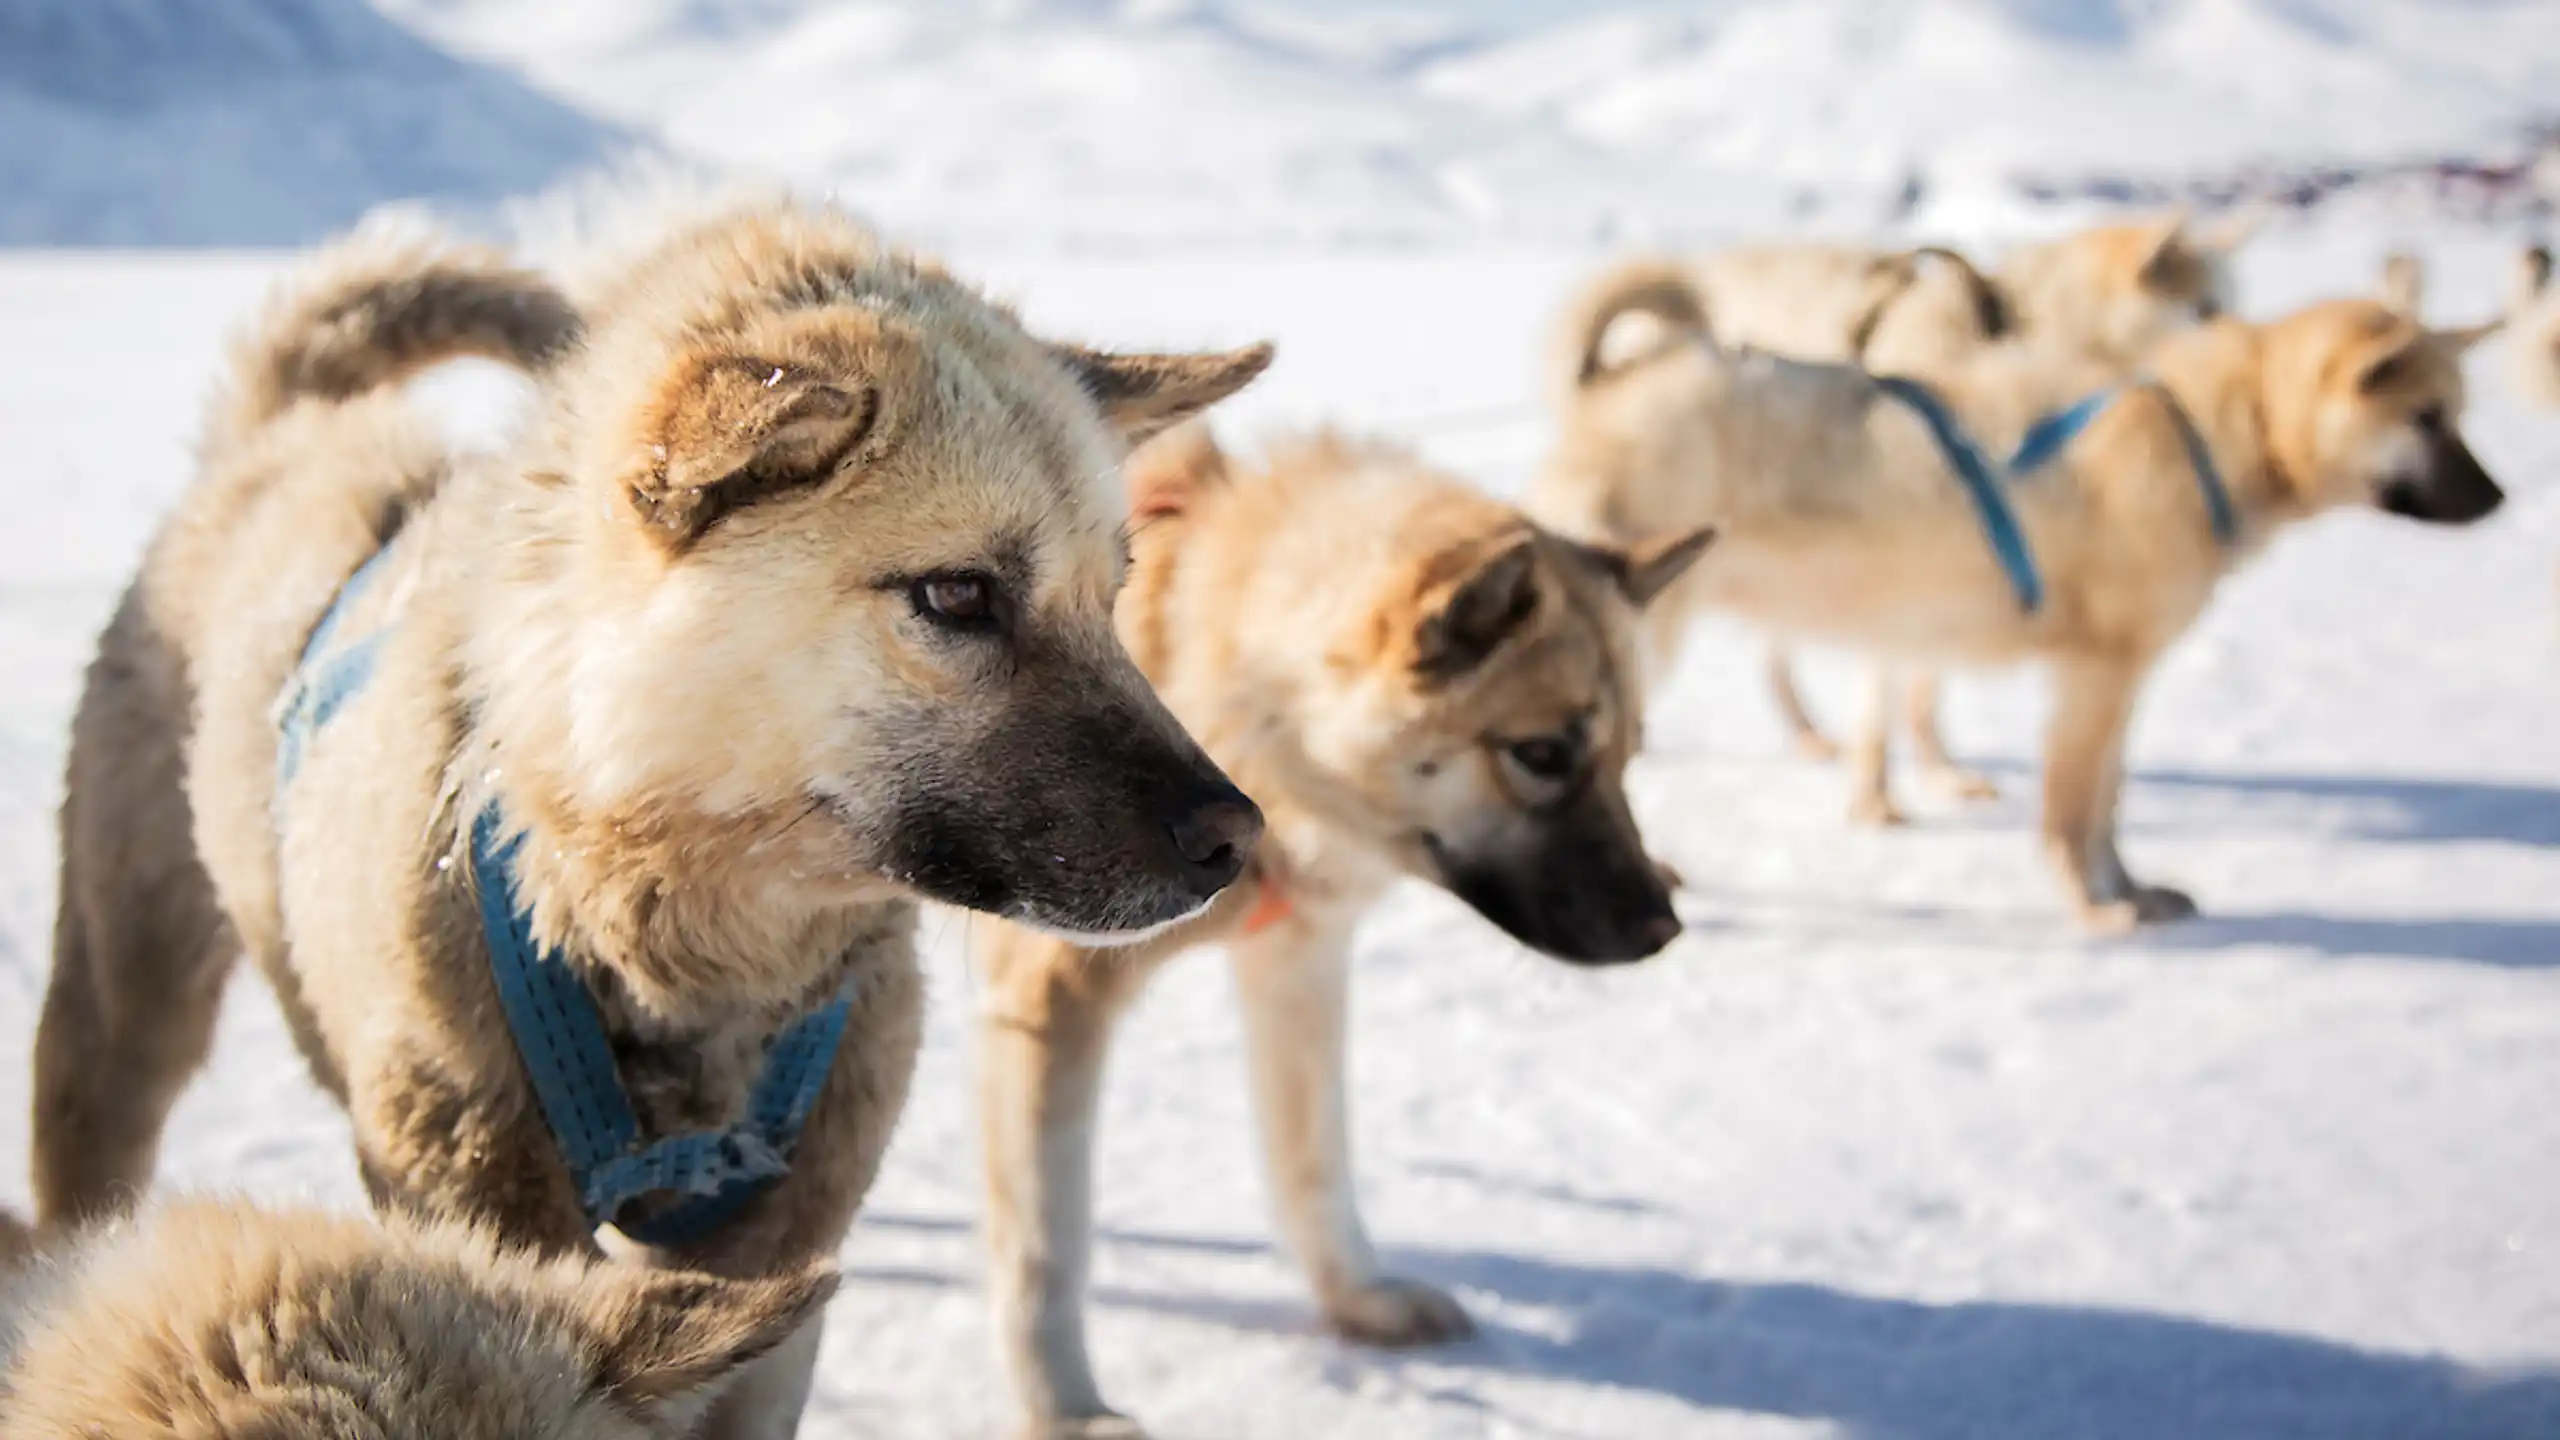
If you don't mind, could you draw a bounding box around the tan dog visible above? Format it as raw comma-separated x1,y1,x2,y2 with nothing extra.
974,426,1710,1438
0,1201,832,1437
1533,261,2503,932
2509,243,2560,409
1701,215,2251,815
32,202,1268,1438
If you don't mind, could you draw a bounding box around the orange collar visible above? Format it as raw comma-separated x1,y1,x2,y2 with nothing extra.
1238,870,1294,936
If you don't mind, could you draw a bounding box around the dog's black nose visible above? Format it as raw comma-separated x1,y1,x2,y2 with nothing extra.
1168,792,1261,897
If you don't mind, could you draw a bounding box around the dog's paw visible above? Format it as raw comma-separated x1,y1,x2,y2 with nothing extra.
1021,1413,1150,1440
1652,858,1688,892
1792,733,1845,765
2077,884,2199,934
2128,883,2198,924
1845,792,1909,829
1920,766,2001,803
1323,1277,1474,1348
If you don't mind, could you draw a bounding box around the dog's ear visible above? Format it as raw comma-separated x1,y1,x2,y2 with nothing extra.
2356,332,2429,396
2435,319,2503,356
2134,210,2192,285
1053,341,1274,447
1606,525,1717,607
2517,245,2553,306
2193,206,2268,255
583,1263,838,1407
1412,538,1538,682
630,352,884,546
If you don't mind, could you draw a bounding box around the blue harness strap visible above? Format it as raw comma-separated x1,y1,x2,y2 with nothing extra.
275,547,853,1250
1874,375,2045,614
2000,383,2240,547
2141,382,2241,547
2007,388,2117,476
274,543,397,788
469,808,855,1249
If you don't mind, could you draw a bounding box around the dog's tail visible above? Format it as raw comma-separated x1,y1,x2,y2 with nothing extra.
1551,258,1712,403
204,227,582,460
1903,246,2012,340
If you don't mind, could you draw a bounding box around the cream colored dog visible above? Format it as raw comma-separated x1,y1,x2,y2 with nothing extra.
975,426,1709,1438
1696,216,2252,815
1532,261,2503,931
0,1201,832,1437
32,202,1269,1438
2509,243,2560,409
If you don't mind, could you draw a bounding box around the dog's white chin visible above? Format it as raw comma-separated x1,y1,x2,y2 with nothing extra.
1009,892,1217,949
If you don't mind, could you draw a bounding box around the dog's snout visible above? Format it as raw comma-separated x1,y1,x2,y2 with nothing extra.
1634,910,1683,955
1168,791,1261,897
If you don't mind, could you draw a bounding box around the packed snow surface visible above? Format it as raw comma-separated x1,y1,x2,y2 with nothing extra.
0,224,2554,1437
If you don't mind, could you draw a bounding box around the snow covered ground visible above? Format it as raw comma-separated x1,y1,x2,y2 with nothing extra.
0,221,2555,1437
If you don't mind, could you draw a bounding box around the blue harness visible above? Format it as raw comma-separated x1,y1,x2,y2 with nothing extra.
2007,381,2240,546
275,544,853,1248
1875,376,2241,614
1874,375,2045,613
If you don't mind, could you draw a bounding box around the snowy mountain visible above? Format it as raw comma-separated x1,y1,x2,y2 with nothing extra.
0,0,619,245
4,0,2558,247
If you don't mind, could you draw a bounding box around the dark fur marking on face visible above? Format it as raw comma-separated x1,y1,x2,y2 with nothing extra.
2380,428,2505,525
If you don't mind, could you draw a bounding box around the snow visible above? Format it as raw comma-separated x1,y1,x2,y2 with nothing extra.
1,223,2557,1437
4,0,2560,1432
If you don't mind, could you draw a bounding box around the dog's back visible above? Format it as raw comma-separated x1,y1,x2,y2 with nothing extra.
1692,243,1914,361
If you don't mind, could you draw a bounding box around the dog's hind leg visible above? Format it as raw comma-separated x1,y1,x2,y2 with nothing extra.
33,598,237,1228
2042,653,2192,932
1844,665,1910,828
978,927,1157,1440
1903,669,2000,803
1230,918,1472,1349
1765,645,1842,762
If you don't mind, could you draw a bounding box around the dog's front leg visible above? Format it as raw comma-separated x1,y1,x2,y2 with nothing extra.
2042,654,2192,931
978,929,1152,1440
1229,919,1472,1348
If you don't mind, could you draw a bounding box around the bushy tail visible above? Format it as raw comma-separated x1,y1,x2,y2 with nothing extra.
1550,259,1711,403
204,227,582,460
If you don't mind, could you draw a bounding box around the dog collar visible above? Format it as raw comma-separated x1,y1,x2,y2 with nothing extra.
1238,869,1294,936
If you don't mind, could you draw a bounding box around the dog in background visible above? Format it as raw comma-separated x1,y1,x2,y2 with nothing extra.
975,425,1709,1438
1533,261,2502,931
1693,215,2253,820
0,1201,831,1437
2510,243,2560,409
2379,250,2428,316
33,202,1269,1438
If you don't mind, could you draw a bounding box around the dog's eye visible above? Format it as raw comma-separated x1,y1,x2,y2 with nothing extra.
912,572,1001,630
1505,735,1577,782
2413,405,2446,435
